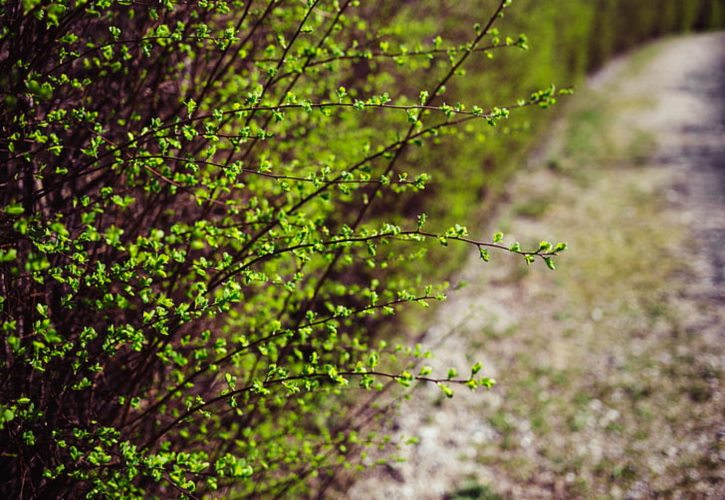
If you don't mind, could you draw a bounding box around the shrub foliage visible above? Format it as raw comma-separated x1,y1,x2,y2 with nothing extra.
0,1,573,496
3,0,722,496
2,0,722,497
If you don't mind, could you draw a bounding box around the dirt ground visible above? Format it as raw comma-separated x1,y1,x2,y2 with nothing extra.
349,32,725,499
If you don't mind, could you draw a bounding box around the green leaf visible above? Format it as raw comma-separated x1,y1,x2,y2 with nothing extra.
480,377,496,389
438,383,454,398
4,204,24,215
537,241,552,252
479,247,490,262
2,408,15,424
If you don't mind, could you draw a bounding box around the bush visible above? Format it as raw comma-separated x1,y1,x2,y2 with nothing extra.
0,1,569,497
3,0,721,496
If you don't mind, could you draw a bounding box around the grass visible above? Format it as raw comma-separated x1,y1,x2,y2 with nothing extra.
446,482,501,500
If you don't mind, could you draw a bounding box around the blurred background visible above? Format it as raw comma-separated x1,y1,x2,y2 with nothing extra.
348,1,725,498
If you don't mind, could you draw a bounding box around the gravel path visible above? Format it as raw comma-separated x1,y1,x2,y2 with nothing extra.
349,32,725,499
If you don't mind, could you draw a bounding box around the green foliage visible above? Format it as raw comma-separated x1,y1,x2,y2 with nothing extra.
447,481,502,500
1,0,718,496
0,1,571,497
